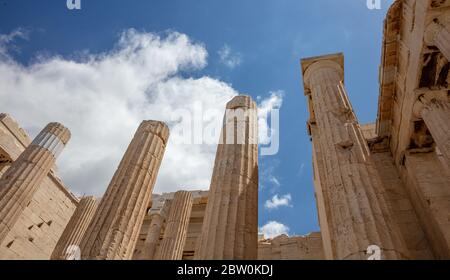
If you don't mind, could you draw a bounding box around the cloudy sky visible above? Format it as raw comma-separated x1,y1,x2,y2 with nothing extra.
0,0,394,238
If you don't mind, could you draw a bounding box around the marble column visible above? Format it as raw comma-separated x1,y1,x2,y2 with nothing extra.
155,191,193,260
0,123,70,245
80,121,169,260
195,95,258,260
301,55,408,260
136,200,170,260
425,20,450,61
421,99,450,167
51,196,98,260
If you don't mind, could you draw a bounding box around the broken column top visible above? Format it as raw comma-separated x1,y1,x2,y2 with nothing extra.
226,95,257,109
138,120,170,144
300,53,345,94
41,123,72,145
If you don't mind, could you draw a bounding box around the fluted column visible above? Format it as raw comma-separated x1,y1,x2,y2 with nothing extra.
155,191,193,260
421,99,450,167
195,95,258,260
425,20,450,61
139,214,164,259
302,56,408,260
136,200,170,260
51,196,98,260
80,121,169,260
0,123,70,245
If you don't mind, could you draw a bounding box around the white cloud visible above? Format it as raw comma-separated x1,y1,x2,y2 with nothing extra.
0,29,234,197
0,28,28,58
259,160,281,192
269,176,281,187
264,194,292,210
257,90,283,145
259,221,290,239
218,44,242,69
0,29,281,198
297,162,305,178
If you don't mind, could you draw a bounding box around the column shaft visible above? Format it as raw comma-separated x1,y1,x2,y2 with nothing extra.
195,96,258,260
421,100,450,167
155,191,193,260
51,196,98,260
138,214,164,260
310,125,335,260
303,59,408,259
79,121,169,260
0,123,70,244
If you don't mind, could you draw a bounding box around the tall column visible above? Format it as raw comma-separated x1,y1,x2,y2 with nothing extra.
421,99,450,167
79,121,169,260
301,55,408,260
310,124,335,260
51,196,98,260
155,191,193,260
0,122,70,245
195,95,258,260
136,200,170,260
425,19,450,61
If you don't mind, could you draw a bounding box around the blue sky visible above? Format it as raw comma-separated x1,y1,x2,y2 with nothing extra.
0,0,394,237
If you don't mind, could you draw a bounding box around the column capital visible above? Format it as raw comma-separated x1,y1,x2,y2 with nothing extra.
424,16,450,46
139,120,169,145
226,95,257,109
301,53,344,94
412,89,449,119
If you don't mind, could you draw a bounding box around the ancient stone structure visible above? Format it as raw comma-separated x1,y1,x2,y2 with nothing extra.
258,233,324,260
194,95,259,260
0,122,71,246
132,191,208,260
79,121,169,260
0,114,78,260
425,15,450,61
420,100,450,166
302,54,409,260
0,0,449,261
51,196,98,260
135,198,170,260
301,0,450,260
154,191,193,260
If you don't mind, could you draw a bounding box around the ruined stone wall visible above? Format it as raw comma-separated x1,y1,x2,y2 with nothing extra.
0,114,78,260
258,233,324,260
